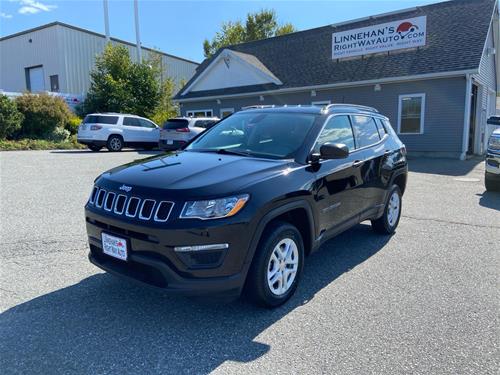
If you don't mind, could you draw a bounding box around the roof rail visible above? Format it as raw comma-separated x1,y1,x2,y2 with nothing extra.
241,105,277,110
322,103,379,113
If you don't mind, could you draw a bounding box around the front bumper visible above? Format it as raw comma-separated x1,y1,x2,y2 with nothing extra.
85,207,253,296
485,149,500,175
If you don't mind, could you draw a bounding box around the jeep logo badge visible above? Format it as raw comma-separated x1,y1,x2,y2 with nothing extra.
119,184,132,192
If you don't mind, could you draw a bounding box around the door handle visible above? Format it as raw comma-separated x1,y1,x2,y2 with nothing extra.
352,160,364,168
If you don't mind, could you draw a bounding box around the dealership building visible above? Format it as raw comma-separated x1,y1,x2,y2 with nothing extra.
0,22,198,96
176,0,499,159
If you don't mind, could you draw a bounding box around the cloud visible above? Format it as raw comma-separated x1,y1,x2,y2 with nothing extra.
1,12,13,19
17,0,57,15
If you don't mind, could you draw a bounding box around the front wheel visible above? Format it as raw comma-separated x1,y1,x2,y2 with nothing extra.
371,185,402,234
246,221,304,308
485,174,500,191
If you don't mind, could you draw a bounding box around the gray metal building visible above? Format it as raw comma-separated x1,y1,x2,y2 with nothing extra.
0,22,198,96
175,0,499,159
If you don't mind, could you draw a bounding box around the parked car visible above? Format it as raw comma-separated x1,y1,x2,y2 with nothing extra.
485,125,500,191
84,104,407,307
159,117,219,150
77,113,160,152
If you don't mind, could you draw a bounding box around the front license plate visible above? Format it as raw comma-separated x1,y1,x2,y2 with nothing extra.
102,233,128,261
167,139,174,145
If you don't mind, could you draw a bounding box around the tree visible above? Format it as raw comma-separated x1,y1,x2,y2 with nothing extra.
0,95,23,139
80,44,162,118
203,9,296,58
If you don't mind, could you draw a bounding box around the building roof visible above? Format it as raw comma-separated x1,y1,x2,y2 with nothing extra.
0,21,199,66
176,0,497,101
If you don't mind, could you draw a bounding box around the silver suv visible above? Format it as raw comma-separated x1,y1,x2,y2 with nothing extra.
159,117,219,151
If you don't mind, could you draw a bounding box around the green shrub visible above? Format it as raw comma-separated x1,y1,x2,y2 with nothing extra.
15,93,72,138
0,94,24,139
65,115,82,135
0,135,85,151
46,127,70,142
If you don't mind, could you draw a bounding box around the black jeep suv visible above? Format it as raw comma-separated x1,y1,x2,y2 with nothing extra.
85,104,408,307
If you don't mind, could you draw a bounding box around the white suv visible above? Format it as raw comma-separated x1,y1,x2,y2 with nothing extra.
77,113,160,152
159,117,219,150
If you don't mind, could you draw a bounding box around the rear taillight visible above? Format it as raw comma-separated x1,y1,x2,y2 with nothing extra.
176,127,190,132
90,125,102,131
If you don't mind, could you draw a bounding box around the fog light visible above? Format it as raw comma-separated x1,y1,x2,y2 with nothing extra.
174,243,229,252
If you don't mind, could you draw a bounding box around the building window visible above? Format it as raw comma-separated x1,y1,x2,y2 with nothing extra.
186,109,213,117
398,94,425,134
220,108,234,118
312,101,331,106
50,75,59,92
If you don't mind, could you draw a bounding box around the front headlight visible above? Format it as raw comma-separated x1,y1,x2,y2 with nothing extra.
180,194,249,220
488,136,500,150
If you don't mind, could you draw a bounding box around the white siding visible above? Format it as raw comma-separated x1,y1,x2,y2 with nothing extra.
0,23,198,95
0,25,61,93
472,22,498,152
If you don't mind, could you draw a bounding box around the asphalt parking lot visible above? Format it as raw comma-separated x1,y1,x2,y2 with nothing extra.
1,150,499,375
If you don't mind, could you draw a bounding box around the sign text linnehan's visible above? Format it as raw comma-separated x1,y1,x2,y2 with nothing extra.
332,16,427,59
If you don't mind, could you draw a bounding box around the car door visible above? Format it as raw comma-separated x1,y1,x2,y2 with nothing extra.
138,118,160,143
313,115,365,232
122,116,143,142
349,115,387,216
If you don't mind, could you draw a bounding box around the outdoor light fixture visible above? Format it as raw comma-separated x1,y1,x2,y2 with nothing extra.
216,99,221,104
311,90,317,97
259,95,264,102
374,84,382,92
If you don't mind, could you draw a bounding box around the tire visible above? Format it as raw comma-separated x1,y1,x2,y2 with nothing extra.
246,221,304,308
371,185,402,234
88,145,102,152
107,135,123,152
485,175,499,191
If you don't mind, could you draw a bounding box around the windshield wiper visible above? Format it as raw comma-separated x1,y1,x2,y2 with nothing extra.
215,149,252,157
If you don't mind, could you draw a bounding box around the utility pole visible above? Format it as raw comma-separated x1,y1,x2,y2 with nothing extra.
134,0,142,62
103,0,110,42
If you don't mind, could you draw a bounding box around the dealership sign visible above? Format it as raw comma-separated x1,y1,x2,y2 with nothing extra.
332,16,427,59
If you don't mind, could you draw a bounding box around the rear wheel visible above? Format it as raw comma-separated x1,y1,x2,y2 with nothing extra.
371,185,402,234
88,145,102,152
246,221,304,308
107,135,123,152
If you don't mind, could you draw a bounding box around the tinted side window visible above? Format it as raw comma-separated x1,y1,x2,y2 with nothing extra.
123,117,141,127
375,118,387,138
351,115,380,148
139,119,156,128
84,115,118,124
314,115,355,153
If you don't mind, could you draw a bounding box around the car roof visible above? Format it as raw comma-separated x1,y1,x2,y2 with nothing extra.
86,113,142,117
239,104,384,117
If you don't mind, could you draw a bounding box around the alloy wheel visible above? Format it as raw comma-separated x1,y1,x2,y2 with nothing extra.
267,238,299,296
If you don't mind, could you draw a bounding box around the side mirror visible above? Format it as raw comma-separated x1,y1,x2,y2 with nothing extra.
487,116,500,125
320,143,349,159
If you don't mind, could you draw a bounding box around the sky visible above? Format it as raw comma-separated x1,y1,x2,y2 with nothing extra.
0,0,441,63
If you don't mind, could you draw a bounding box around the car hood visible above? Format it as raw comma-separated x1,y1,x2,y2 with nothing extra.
98,151,292,198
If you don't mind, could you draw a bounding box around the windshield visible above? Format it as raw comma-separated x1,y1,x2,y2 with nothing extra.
186,112,317,159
